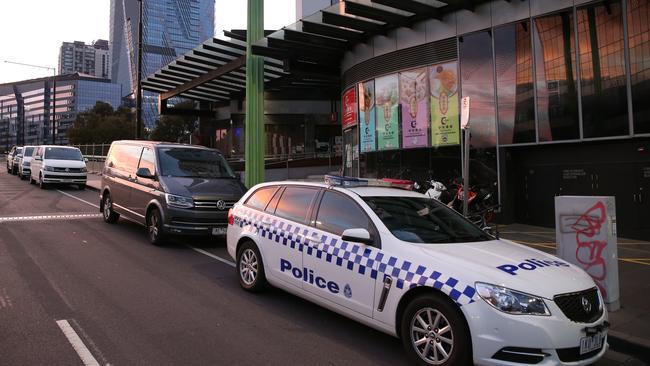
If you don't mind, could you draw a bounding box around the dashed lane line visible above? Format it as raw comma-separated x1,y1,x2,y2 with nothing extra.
55,319,100,366
0,213,102,223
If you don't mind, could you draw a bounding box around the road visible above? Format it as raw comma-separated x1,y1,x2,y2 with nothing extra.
0,168,645,365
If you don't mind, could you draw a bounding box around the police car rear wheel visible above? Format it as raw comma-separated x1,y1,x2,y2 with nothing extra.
237,241,267,292
401,294,471,366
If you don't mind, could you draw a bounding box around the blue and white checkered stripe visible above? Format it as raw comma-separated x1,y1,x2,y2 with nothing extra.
236,208,476,306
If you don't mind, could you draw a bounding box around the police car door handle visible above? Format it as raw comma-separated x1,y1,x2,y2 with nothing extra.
304,237,319,247
262,218,273,226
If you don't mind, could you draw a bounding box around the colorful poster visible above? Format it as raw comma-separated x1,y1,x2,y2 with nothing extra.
399,68,429,148
375,74,399,150
429,62,460,146
359,81,376,152
342,87,357,129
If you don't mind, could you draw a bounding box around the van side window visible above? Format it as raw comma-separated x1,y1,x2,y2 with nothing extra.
274,187,319,224
138,147,156,174
245,186,278,211
112,145,143,173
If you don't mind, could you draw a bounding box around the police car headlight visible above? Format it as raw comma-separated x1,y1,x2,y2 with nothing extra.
475,282,550,316
165,193,194,209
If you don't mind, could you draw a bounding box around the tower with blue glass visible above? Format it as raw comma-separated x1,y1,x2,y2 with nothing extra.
110,0,215,129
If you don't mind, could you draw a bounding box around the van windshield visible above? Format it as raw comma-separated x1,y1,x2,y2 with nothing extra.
44,147,83,160
24,147,34,156
158,147,235,178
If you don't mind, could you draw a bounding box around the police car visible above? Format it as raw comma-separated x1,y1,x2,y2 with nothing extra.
226,176,608,366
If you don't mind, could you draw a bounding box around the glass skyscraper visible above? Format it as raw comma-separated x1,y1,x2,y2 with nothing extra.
109,0,215,129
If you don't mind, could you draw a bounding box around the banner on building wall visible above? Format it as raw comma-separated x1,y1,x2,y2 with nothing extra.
376,74,400,150
342,87,357,130
429,62,460,147
400,68,429,148
359,81,376,152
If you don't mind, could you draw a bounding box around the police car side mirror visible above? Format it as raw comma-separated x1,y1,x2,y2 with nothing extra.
341,228,373,245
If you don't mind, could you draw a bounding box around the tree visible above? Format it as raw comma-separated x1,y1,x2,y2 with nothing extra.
67,102,136,144
149,101,197,143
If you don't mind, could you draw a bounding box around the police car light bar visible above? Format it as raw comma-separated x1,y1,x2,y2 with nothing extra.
324,175,415,190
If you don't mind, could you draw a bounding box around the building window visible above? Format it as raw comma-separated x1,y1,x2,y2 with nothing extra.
495,21,536,145
628,0,650,134
578,0,628,138
460,31,497,148
533,11,580,141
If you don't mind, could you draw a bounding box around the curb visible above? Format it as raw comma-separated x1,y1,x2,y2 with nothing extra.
608,331,650,362
86,183,100,192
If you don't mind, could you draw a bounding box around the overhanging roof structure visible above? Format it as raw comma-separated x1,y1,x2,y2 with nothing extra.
144,1,488,104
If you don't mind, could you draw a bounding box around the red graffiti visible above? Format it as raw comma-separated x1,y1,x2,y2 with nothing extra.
570,201,608,298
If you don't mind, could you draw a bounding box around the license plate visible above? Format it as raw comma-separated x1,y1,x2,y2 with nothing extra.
212,227,227,236
63,179,72,183
580,332,603,355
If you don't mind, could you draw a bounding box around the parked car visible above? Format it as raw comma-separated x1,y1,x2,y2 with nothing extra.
30,145,88,189
6,146,23,175
17,145,35,180
99,140,246,245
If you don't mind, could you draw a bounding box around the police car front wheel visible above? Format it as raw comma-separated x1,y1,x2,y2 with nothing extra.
400,293,471,366
237,241,267,292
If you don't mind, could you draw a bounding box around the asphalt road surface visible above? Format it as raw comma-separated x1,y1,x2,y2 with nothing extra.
0,169,645,365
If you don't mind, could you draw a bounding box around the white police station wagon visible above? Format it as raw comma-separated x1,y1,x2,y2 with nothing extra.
226,176,608,366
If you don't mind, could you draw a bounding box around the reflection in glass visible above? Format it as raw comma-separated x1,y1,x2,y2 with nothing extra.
495,21,536,144
533,12,580,141
578,1,628,138
459,31,497,148
628,0,650,134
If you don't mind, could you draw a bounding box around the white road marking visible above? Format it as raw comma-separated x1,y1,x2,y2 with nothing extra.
57,190,100,209
188,246,236,268
55,319,100,366
53,189,237,268
0,213,102,223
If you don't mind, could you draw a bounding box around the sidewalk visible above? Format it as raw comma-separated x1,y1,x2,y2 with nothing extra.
499,223,650,360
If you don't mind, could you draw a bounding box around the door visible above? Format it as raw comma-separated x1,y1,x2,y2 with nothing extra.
130,147,161,218
264,186,320,290
105,144,143,220
303,190,377,317
634,163,650,239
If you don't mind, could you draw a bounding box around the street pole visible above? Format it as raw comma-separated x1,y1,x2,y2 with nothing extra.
462,128,470,216
245,0,265,187
135,0,144,139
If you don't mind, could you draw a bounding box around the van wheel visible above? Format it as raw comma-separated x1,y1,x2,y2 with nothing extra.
102,193,119,223
236,241,267,292
39,173,47,189
400,293,471,366
146,208,165,246
29,175,35,184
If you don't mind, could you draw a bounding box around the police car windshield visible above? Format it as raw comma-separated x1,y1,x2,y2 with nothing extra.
363,196,493,244
158,147,235,178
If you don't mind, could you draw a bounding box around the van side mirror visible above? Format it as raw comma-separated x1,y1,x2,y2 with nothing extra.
136,167,155,179
34,156,42,161
341,228,373,245
84,157,89,162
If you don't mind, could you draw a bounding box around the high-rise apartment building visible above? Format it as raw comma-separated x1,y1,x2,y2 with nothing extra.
58,40,112,79
110,0,215,129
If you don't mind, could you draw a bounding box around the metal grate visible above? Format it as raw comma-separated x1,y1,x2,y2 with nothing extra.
193,200,236,211
553,288,602,323
342,37,458,88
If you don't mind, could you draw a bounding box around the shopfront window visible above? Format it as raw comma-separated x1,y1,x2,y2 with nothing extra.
578,1,628,138
628,0,650,134
495,21,536,144
459,31,497,148
533,11,580,141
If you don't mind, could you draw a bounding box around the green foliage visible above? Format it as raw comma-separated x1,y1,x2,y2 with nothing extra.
67,102,136,144
149,101,197,143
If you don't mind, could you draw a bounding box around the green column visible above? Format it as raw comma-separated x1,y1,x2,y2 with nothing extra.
245,0,265,187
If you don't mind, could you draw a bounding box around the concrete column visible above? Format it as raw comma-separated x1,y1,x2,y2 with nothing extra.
245,0,265,187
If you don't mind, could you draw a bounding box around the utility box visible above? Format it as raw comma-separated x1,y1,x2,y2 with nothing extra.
554,196,620,311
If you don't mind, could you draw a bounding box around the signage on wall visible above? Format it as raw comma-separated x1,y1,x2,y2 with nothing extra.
359,81,376,152
400,68,429,149
376,74,400,150
342,87,357,130
460,96,470,129
429,62,460,147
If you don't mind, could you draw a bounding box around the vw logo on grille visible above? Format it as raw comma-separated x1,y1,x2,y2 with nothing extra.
216,200,227,210
65,168,70,172
581,296,592,313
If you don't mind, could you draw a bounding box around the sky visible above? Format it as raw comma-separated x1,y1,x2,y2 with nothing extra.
0,0,296,84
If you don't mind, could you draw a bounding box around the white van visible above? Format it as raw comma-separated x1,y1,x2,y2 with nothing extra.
30,146,88,190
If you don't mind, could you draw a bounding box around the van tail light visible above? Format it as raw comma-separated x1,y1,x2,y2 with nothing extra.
227,208,234,225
